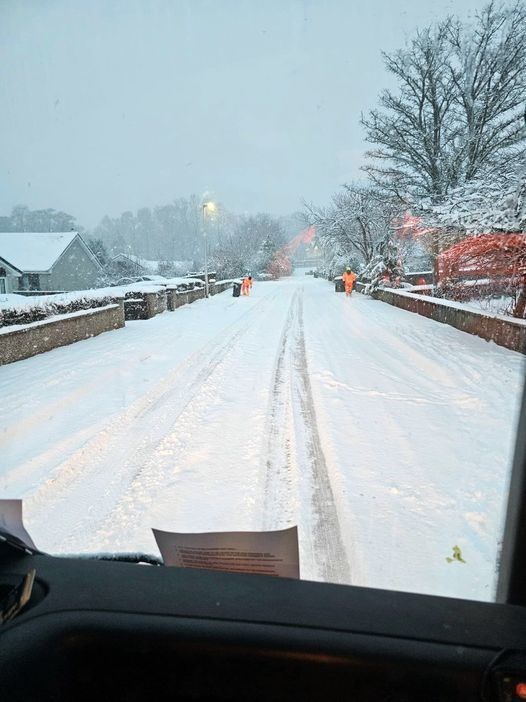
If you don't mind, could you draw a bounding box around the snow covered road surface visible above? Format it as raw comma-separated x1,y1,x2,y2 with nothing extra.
0,273,523,600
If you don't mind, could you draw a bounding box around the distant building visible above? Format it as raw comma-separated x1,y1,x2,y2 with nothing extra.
0,232,103,292
110,253,161,277
110,253,192,278
292,237,322,269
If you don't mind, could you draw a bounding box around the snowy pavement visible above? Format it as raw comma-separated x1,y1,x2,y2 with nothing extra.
0,272,523,600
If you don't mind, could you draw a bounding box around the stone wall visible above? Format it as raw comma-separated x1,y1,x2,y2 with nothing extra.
124,290,167,320
146,290,167,317
0,302,125,365
209,281,232,296
166,282,230,309
373,288,526,354
0,280,234,365
187,287,205,304
166,289,187,310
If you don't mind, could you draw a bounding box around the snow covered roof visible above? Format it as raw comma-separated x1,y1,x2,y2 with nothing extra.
112,253,159,273
112,254,193,274
0,255,22,276
128,254,158,273
0,232,79,272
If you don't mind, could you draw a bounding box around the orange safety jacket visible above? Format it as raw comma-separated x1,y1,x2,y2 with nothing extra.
342,271,356,288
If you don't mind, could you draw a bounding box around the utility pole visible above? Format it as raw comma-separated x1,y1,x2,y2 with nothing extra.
201,201,216,298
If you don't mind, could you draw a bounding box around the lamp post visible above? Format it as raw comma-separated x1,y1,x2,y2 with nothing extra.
201,201,216,298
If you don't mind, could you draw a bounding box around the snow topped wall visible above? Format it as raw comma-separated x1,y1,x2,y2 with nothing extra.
0,303,125,365
372,288,526,354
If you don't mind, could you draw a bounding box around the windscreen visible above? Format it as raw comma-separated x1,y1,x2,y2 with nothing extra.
0,0,524,602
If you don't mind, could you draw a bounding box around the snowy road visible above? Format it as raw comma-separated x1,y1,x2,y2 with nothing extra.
0,273,523,600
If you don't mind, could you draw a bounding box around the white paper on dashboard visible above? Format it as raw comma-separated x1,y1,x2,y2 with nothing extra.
0,499,37,550
152,525,299,579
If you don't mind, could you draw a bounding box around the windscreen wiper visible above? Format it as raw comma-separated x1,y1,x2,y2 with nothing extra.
57,552,163,566
0,527,40,557
0,529,162,566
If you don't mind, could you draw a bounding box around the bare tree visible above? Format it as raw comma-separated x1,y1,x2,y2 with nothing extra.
0,205,79,233
362,2,526,205
447,1,526,181
361,22,459,202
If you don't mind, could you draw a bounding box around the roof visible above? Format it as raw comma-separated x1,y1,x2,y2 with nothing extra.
112,253,161,273
0,255,23,275
0,232,78,272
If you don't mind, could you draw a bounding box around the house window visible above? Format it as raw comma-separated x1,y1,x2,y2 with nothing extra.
28,274,40,290
22,273,40,290
0,267,6,294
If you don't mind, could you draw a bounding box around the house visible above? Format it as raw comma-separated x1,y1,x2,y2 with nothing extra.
110,253,192,278
110,253,158,277
0,232,103,292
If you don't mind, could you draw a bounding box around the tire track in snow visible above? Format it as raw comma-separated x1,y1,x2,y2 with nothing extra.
292,288,351,585
261,286,351,584
261,291,297,530
83,290,292,551
24,293,276,549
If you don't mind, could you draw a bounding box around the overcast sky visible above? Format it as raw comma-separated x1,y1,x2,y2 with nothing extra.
1,0,487,227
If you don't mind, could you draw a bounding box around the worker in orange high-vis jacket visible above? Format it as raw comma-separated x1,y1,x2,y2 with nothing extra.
342,267,356,296
241,275,252,296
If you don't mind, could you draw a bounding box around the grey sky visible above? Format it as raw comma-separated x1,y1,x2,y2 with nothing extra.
1,0,487,227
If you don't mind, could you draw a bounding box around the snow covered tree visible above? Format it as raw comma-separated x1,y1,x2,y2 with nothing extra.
447,2,526,181
303,3,525,278
92,195,216,263
210,213,286,279
436,233,526,317
267,251,292,279
303,184,400,268
419,162,526,236
86,237,109,266
362,2,526,207
360,231,405,292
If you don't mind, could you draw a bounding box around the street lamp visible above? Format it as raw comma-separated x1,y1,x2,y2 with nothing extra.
201,201,216,298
